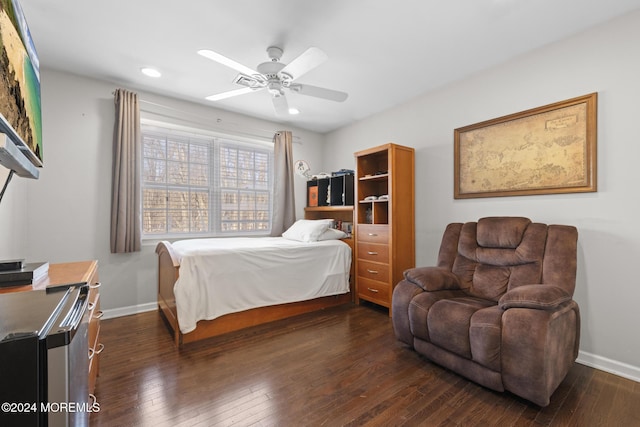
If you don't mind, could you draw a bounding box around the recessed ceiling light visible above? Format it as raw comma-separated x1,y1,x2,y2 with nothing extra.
141,67,162,78
288,108,300,115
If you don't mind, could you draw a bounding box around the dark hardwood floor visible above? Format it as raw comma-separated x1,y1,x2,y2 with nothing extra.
90,303,640,426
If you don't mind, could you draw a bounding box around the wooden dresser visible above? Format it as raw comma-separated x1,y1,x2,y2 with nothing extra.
0,260,103,395
354,143,415,315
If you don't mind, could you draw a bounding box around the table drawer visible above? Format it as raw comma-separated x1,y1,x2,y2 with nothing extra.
357,259,390,283
88,293,101,350
358,277,391,305
357,225,389,244
89,357,98,397
357,242,389,263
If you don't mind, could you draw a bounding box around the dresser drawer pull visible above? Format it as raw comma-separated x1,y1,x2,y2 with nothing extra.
368,233,378,237
90,282,101,289
367,287,379,293
366,269,379,274
367,251,378,255
94,310,104,319
95,343,105,355
87,302,95,311
88,343,105,360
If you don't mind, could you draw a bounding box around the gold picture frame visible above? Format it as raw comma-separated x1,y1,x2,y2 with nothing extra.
454,93,597,199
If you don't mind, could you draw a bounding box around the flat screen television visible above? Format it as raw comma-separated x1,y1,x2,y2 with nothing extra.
0,0,42,177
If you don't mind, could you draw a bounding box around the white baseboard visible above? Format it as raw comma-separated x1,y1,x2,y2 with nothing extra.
101,302,158,320
577,350,640,383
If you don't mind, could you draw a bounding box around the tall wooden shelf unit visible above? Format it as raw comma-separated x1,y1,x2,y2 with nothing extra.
354,143,415,315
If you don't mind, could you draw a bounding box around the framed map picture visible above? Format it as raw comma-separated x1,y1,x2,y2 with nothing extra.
454,93,597,199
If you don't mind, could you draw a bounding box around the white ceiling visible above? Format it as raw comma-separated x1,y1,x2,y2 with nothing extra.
20,0,640,134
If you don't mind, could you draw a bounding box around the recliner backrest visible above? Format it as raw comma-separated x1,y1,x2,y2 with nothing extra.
435,217,577,301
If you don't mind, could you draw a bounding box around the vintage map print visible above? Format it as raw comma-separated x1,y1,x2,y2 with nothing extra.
454,93,597,199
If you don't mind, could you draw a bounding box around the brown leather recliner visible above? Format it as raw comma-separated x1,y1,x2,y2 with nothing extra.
392,217,580,407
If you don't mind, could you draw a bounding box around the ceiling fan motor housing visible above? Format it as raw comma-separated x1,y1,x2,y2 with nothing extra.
257,60,285,78
267,80,284,97
257,53,288,96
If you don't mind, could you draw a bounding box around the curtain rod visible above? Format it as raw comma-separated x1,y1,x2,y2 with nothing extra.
137,98,302,144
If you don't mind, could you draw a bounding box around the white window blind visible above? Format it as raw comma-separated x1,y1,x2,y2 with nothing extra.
141,123,273,238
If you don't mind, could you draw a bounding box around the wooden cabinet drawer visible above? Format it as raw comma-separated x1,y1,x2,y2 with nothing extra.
89,351,100,396
88,337,104,395
88,293,101,351
87,281,103,396
358,277,391,305
357,225,389,244
357,242,389,263
89,360,97,396
88,283,100,305
357,259,390,283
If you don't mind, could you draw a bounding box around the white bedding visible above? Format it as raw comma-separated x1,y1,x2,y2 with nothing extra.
171,237,352,334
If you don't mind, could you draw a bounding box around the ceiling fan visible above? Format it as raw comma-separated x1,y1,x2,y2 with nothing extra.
197,46,348,115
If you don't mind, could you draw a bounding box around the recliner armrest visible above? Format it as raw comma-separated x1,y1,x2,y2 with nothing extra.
403,267,462,291
499,284,572,310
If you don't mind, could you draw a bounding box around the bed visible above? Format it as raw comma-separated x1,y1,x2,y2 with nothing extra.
156,218,354,346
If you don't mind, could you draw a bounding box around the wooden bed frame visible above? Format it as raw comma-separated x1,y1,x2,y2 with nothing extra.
156,237,354,347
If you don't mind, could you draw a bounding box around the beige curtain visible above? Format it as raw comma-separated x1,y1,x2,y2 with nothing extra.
270,130,296,236
110,88,141,253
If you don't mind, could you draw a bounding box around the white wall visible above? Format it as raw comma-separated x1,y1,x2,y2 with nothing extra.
324,11,640,377
24,69,325,315
0,168,28,259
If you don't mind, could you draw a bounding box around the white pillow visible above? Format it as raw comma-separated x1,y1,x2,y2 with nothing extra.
317,227,348,241
282,219,333,242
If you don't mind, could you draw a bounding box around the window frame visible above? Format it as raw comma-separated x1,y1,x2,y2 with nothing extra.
140,120,274,240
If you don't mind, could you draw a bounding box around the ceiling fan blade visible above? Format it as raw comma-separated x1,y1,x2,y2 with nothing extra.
272,95,289,115
205,87,258,101
289,84,348,102
280,47,328,80
197,49,259,76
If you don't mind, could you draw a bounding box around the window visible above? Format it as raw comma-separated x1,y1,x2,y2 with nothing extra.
141,123,273,237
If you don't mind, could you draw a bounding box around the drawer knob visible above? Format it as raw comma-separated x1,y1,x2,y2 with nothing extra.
90,282,101,289
366,269,379,274
367,287,379,293
95,343,105,355
88,343,105,360
367,251,378,255
94,311,104,320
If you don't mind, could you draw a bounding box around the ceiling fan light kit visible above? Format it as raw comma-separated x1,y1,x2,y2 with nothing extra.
198,45,348,116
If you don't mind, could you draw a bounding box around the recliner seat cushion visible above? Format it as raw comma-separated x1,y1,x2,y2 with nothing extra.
427,297,494,358
408,289,465,342
469,305,503,372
